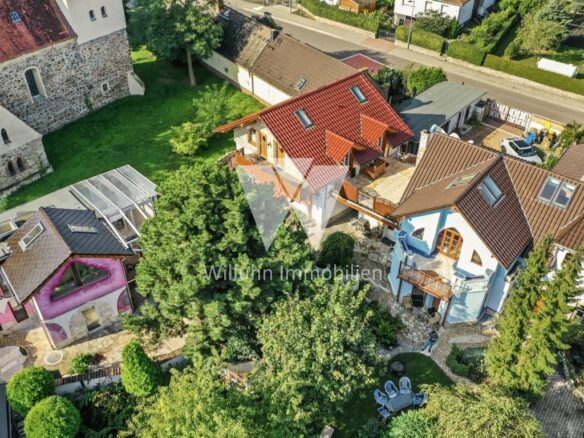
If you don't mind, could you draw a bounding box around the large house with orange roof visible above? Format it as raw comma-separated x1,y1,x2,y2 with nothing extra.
214,71,414,232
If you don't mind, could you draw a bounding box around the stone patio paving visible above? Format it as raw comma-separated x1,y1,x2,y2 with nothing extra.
0,321,184,375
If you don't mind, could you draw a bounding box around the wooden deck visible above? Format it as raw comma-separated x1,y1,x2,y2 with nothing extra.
399,265,452,301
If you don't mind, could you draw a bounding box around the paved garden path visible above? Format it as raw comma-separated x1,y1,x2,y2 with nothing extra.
533,373,584,438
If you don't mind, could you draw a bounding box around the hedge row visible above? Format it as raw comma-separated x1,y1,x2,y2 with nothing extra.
300,0,379,33
483,55,584,96
396,25,446,53
446,40,487,66
487,15,519,54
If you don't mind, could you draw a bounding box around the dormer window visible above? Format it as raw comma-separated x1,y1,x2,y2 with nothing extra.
1,129,9,145
295,109,313,129
89,10,96,21
101,6,107,17
478,175,503,207
19,223,45,250
9,11,22,23
351,86,367,104
538,177,576,208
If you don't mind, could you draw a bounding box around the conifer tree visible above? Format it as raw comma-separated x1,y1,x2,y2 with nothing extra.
516,248,584,395
485,236,553,389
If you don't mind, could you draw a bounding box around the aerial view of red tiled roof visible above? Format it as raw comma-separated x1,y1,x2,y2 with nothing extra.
216,72,414,189
341,54,385,75
0,0,76,63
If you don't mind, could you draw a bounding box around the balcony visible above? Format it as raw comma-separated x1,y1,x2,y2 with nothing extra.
399,264,452,302
338,180,396,226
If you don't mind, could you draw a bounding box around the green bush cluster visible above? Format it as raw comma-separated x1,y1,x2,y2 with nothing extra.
24,396,81,438
300,0,380,32
121,340,162,397
447,40,487,65
466,9,517,52
68,353,94,375
446,345,486,382
484,55,584,95
367,301,403,347
6,367,55,416
318,232,355,268
396,25,446,53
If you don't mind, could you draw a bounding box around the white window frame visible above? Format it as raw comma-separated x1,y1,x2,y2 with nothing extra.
19,223,45,250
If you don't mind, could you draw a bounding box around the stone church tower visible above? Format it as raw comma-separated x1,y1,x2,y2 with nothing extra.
0,0,143,195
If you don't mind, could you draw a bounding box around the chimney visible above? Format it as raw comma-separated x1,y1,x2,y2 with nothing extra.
270,29,279,40
416,130,430,165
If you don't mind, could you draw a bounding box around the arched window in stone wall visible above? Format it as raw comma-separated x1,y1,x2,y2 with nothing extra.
1,129,9,144
89,9,96,21
16,158,25,172
24,67,45,99
101,6,107,17
7,162,16,176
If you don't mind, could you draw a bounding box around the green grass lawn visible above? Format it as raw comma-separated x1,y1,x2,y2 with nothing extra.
333,353,453,437
5,49,264,209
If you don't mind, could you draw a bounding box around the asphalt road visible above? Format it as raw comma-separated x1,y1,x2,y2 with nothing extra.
255,13,584,124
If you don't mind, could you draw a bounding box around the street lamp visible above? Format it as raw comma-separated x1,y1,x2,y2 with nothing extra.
407,0,415,49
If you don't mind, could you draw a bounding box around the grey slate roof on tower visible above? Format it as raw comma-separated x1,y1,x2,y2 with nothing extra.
397,82,486,142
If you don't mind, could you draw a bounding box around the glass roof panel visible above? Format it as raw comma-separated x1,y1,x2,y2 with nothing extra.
117,165,157,196
103,171,147,202
72,181,118,217
88,176,133,210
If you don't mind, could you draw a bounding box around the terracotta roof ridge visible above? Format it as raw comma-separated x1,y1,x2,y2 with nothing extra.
214,71,367,133
39,207,72,254
555,211,584,241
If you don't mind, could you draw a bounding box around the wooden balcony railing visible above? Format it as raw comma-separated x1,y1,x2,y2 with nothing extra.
340,180,396,218
361,159,387,180
399,264,452,301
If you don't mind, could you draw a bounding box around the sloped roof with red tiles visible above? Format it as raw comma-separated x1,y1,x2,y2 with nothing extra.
394,133,584,267
341,54,385,75
326,130,354,162
216,72,414,189
0,0,76,63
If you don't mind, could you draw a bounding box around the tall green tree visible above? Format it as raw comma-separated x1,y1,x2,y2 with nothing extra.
516,248,584,395
256,278,377,434
485,236,553,390
123,359,265,437
405,66,447,95
131,0,223,86
124,163,312,358
422,384,543,438
519,18,569,56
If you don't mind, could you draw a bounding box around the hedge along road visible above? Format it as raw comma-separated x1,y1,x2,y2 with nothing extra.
228,0,584,124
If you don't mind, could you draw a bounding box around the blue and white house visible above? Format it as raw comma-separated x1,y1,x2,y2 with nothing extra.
387,132,584,325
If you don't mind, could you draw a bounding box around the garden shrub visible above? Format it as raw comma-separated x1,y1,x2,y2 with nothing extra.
384,410,436,437
7,367,55,415
121,340,162,396
483,55,584,96
24,395,81,438
405,66,447,95
395,25,446,53
76,383,137,437
447,40,487,65
368,301,403,347
68,353,94,375
318,232,355,268
446,345,486,382
300,0,380,32
467,9,516,52
221,334,259,363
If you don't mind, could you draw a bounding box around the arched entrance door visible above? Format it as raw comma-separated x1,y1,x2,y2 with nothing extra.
436,228,463,259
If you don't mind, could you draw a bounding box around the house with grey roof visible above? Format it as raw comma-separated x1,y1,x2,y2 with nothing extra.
0,166,156,349
201,7,356,105
387,132,584,325
397,82,485,155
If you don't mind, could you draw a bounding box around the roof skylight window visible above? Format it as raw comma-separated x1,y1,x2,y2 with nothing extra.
446,173,478,189
478,175,503,207
9,11,22,23
351,86,367,104
538,177,576,208
295,109,313,129
68,224,98,234
294,78,306,91
19,223,45,250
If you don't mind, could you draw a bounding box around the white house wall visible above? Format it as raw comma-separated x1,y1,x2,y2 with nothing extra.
252,75,290,106
57,0,127,44
202,52,254,93
394,0,462,21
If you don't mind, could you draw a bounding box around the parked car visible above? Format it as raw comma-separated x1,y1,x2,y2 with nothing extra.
501,138,542,164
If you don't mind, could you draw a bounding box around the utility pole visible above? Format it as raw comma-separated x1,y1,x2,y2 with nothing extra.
407,0,415,49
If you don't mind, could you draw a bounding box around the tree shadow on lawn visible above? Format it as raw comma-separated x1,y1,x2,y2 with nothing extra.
6,49,264,209
333,352,453,437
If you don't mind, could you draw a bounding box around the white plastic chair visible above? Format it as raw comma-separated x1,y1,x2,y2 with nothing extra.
384,380,399,399
399,376,412,395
